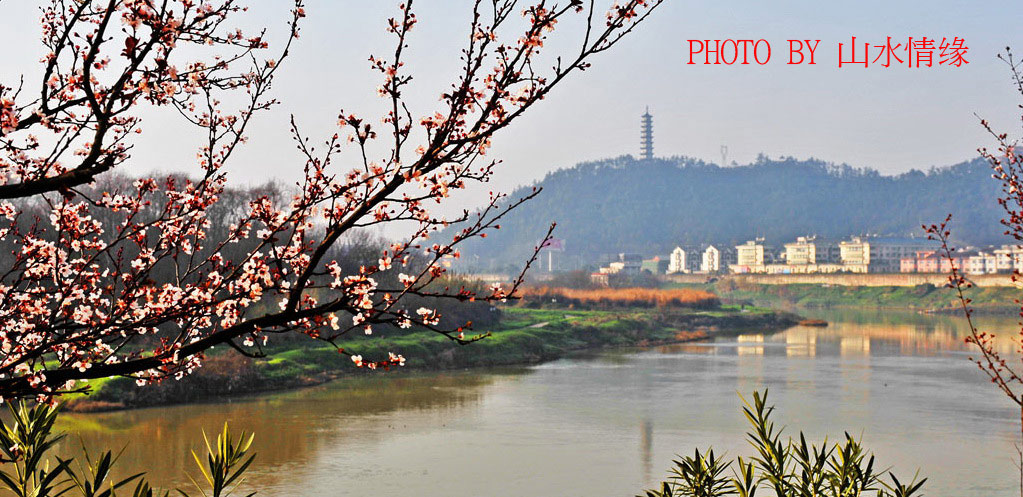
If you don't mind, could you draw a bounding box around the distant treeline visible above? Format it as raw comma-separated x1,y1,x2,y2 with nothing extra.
452,155,1004,271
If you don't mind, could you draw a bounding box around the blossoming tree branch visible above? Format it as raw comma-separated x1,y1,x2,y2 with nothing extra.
0,0,663,401
927,48,1023,422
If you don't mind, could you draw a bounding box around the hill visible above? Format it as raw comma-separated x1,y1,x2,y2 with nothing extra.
452,155,1005,272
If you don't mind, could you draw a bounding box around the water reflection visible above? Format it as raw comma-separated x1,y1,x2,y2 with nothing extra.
55,309,1021,497
840,335,869,356
736,334,764,356
640,419,653,482
665,309,1020,359
786,329,816,357
57,373,499,491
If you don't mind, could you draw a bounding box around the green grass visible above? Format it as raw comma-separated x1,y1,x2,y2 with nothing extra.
253,305,796,374
63,376,116,401
73,305,798,410
256,308,662,375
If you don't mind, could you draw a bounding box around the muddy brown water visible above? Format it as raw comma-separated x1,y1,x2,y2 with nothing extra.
57,309,1019,496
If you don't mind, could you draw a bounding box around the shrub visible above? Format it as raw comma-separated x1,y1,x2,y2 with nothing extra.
640,391,925,497
0,402,256,497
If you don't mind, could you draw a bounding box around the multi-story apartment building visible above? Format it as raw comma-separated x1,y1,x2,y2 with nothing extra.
840,237,870,266
701,245,720,273
939,253,968,273
902,246,1023,275
815,241,843,264
993,246,1023,273
867,237,942,273
598,253,643,275
735,240,765,266
915,251,940,273
731,240,766,273
667,246,688,274
783,237,817,265
899,256,918,273
965,251,998,275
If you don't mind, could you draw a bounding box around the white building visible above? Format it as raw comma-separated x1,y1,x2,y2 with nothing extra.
965,251,999,275
667,246,688,274
598,253,642,275
736,240,765,266
731,240,766,273
701,245,720,273
993,246,1023,273
783,237,817,265
840,237,871,266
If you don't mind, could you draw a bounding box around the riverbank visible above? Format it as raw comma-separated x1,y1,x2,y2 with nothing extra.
667,279,1021,313
66,305,800,412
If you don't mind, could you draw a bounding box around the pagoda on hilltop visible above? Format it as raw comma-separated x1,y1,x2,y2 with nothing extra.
640,107,654,160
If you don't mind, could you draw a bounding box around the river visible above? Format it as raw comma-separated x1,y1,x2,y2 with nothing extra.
57,309,1020,496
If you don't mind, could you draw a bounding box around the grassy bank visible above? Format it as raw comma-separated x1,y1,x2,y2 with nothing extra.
667,279,1023,313
68,305,799,411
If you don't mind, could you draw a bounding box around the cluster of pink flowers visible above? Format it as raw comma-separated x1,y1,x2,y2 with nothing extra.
0,0,662,401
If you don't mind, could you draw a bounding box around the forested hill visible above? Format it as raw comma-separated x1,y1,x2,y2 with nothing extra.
453,155,1005,271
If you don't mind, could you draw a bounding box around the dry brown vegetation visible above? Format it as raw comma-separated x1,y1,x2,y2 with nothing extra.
517,286,720,310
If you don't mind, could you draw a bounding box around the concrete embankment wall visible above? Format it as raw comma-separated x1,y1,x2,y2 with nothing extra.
665,273,1019,288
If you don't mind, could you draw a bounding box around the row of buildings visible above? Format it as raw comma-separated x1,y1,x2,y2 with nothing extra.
900,245,1023,275
594,236,1023,281
592,251,713,284
666,236,945,275
667,245,721,274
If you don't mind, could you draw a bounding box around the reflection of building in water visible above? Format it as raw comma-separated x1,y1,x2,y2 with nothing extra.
784,328,817,357
840,335,871,356
640,419,653,481
657,343,718,355
823,321,1017,357
736,334,766,393
725,314,1021,360
737,334,765,356
761,314,1020,358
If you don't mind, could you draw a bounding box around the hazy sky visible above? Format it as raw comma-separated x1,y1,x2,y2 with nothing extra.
2,1,1022,202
